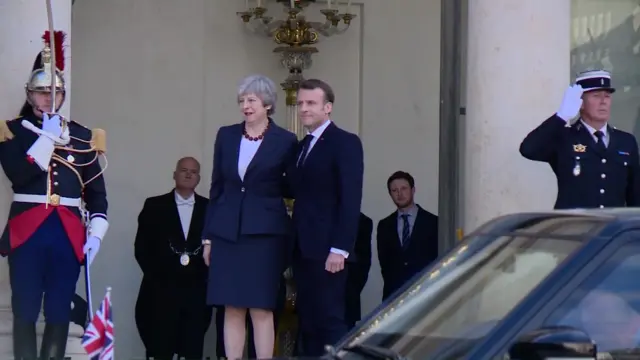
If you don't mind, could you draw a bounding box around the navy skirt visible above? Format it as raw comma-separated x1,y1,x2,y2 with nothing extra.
207,234,286,310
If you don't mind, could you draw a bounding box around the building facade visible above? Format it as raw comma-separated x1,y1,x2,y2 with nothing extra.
0,0,638,358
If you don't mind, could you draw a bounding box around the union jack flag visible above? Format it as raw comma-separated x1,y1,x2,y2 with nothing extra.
81,288,114,360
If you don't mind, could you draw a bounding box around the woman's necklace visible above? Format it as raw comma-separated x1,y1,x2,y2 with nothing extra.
243,121,269,141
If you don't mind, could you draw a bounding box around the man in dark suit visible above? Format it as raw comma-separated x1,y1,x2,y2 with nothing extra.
377,171,438,301
520,69,640,209
345,213,373,330
289,78,364,356
134,157,213,360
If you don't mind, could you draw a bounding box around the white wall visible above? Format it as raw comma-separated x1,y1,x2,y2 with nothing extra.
69,0,441,357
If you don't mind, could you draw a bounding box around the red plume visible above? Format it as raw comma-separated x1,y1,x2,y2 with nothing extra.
42,31,66,71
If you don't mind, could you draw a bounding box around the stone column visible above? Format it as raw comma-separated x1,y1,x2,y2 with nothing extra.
0,1,84,358
462,0,571,232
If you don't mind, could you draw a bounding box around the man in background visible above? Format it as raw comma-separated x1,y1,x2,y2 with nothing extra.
345,213,373,330
377,171,439,301
134,157,212,360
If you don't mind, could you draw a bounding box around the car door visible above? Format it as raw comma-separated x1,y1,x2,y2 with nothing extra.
482,229,640,359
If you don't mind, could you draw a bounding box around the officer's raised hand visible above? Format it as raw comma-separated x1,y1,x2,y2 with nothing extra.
41,113,70,145
41,113,63,137
556,84,584,122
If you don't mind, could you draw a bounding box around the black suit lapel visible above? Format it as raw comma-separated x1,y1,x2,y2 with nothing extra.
386,216,402,251
302,122,335,168
404,209,425,251
166,191,187,242
245,121,279,178
186,196,206,245
574,121,605,157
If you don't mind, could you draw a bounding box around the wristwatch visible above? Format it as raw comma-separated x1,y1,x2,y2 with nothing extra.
202,239,212,245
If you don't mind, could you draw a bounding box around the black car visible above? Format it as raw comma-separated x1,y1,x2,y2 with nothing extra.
330,209,640,360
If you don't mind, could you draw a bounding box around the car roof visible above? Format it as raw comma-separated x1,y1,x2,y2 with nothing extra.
472,208,640,238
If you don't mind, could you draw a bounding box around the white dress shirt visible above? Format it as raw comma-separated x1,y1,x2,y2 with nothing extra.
238,137,263,181
580,119,609,147
175,191,195,239
302,120,350,259
300,119,332,160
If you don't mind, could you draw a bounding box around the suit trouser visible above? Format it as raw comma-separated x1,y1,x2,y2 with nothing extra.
294,257,347,357
9,212,81,359
150,285,212,360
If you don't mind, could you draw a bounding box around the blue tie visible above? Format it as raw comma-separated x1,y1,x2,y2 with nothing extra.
401,214,411,246
297,134,314,168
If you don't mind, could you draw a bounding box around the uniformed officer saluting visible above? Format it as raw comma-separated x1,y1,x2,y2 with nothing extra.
0,31,109,359
520,69,640,209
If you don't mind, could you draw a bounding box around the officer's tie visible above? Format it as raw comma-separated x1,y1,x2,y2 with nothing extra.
594,130,607,152
401,214,411,248
297,134,314,168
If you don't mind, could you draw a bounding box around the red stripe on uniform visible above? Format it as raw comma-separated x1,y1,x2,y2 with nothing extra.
57,206,87,261
8,204,86,262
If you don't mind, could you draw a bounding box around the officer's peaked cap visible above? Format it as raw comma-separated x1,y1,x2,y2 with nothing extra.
575,69,615,93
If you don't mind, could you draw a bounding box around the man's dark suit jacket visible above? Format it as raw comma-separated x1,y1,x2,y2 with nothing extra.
377,205,438,300
290,122,364,259
288,121,364,356
345,213,373,328
134,190,212,357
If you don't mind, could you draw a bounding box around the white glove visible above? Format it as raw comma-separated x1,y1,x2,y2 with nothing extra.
83,236,101,266
42,113,64,138
556,85,584,122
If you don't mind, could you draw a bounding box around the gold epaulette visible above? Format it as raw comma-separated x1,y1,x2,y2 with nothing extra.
0,119,17,143
91,128,107,153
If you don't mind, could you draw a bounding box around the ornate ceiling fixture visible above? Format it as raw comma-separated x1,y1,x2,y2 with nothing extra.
237,0,355,137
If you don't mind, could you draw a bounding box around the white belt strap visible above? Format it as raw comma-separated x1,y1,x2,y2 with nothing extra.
13,194,82,208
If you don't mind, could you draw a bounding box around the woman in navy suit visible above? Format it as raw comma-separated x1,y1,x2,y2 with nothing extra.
201,75,297,359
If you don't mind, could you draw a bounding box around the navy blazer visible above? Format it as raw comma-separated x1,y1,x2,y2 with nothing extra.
520,115,640,209
202,121,298,242
290,122,364,260
376,205,438,300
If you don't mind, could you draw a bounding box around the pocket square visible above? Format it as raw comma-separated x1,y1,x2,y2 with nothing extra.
618,151,630,156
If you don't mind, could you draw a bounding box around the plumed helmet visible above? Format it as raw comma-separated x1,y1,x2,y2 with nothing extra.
25,31,66,93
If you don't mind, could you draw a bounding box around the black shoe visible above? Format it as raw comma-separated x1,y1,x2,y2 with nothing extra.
13,319,38,360
39,323,69,360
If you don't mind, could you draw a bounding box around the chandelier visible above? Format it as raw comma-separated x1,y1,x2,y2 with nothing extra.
237,0,355,137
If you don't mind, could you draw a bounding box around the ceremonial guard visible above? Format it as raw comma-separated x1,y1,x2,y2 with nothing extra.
520,70,640,209
0,31,109,359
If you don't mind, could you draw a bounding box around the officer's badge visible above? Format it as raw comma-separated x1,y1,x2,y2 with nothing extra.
573,144,587,153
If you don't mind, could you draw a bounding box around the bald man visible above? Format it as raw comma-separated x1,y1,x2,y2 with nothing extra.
134,157,213,360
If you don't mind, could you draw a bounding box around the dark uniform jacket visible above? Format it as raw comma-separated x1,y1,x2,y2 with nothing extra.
0,116,107,261
520,115,640,209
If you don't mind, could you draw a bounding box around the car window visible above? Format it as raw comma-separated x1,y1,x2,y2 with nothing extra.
541,242,640,353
